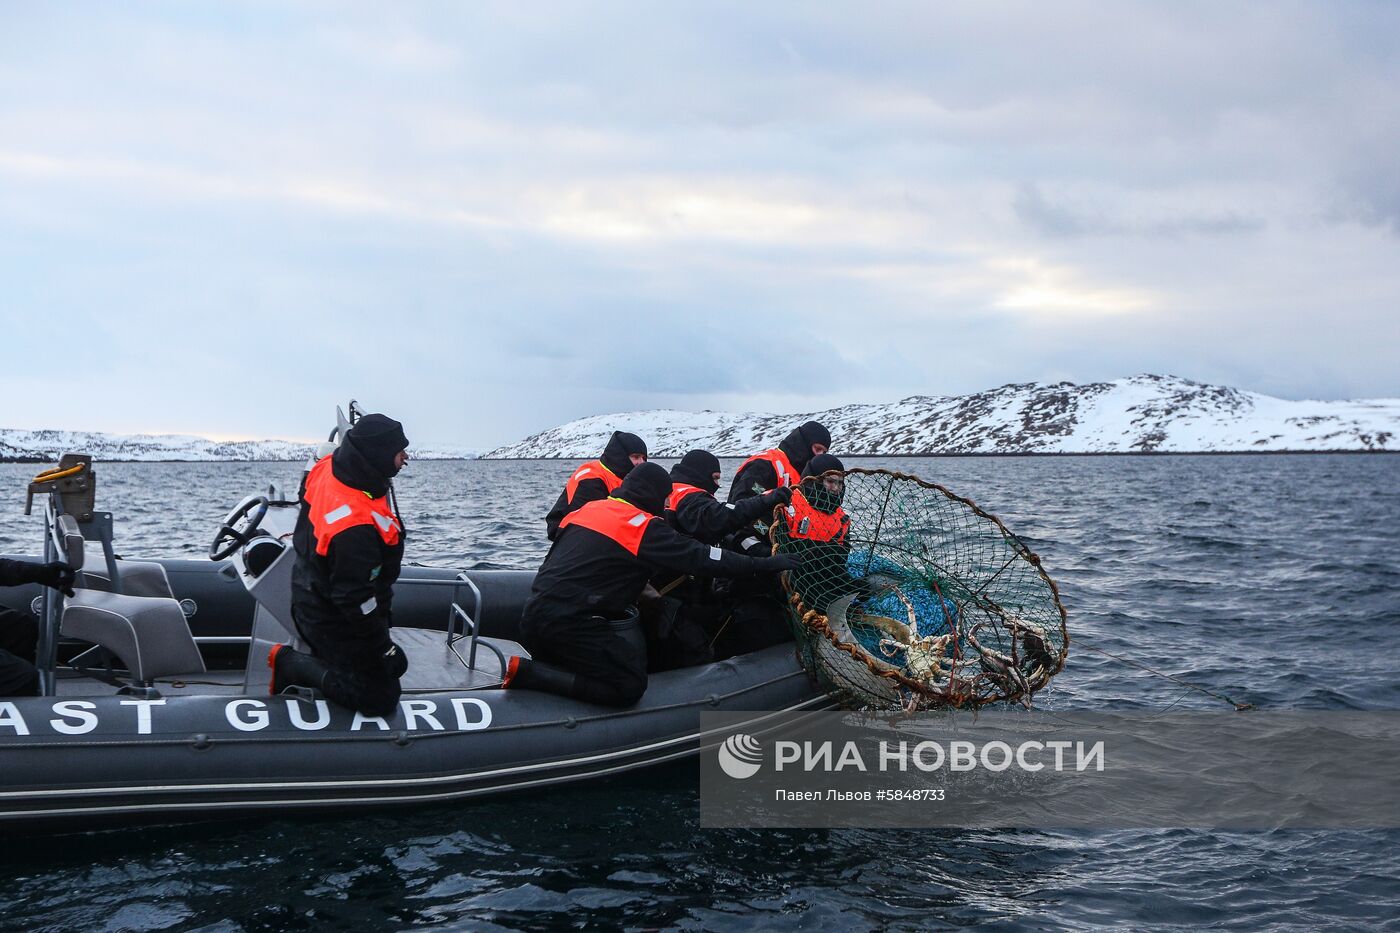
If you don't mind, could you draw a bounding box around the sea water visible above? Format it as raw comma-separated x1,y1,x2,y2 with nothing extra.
0,455,1397,930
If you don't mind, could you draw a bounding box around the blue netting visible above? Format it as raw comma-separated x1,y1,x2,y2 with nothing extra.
846,551,960,665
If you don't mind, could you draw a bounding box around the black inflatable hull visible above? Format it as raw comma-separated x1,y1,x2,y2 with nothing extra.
0,558,832,831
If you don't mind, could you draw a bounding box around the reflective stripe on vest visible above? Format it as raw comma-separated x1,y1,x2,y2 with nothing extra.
557,497,655,556
304,455,402,556
736,449,797,489
665,483,707,513
783,487,849,544
564,460,622,505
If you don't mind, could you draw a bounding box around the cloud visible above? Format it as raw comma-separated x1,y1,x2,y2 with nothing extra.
1,1,1398,448
1014,183,1264,239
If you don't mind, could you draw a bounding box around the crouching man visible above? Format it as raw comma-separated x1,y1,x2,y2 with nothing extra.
270,414,410,717
505,462,800,707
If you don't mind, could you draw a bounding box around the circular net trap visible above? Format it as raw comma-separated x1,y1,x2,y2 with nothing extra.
771,468,1069,711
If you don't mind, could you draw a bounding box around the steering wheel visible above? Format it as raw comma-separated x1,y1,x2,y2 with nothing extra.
209,495,271,561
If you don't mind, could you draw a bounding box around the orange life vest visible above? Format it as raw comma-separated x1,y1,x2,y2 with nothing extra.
564,460,623,505
665,482,707,513
304,455,403,556
782,487,849,545
736,448,798,490
557,497,656,556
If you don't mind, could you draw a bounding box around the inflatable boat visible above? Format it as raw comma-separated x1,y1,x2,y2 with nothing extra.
0,427,832,832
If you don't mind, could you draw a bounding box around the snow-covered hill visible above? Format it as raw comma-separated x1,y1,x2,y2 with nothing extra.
0,428,478,462
485,375,1399,458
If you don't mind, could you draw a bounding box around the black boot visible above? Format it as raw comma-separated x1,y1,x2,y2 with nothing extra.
505,657,579,699
268,644,330,696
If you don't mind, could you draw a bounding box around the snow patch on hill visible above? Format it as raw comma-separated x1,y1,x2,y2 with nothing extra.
485,375,1399,458
0,428,478,462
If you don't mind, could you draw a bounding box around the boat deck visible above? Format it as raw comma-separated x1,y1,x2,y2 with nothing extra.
52,628,521,698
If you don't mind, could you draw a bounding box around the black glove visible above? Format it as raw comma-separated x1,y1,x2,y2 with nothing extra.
381,641,409,679
765,486,793,507
762,553,801,574
32,561,76,597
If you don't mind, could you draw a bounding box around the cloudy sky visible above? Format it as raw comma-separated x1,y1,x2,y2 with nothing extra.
2,2,1397,447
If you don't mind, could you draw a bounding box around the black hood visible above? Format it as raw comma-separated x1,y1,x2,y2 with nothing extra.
670,449,721,494
801,453,845,513
802,453,844,478
777,420,831,471
600,431,648,479
614,462,671,516
332,413,408,497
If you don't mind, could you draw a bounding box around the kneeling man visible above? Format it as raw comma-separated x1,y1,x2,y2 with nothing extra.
270,414,410,717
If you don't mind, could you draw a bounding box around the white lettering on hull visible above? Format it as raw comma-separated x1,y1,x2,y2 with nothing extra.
5,697,497,735
120,699,166,735
226,699,271,732
351,712,392,731
49,700,99,735
286,698,331,730
0,701,30,735
451,697,493,731
401,699,445,732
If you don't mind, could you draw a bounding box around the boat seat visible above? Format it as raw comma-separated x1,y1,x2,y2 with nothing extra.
79,559,176,600
62,589,207,684
58,531,205,686
395,627,529,691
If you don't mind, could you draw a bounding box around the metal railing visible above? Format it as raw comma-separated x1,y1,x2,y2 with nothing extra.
390,572,499,672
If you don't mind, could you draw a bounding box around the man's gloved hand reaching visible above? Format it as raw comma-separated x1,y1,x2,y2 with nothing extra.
762,552,802,574
763,486,793,508
31,561,76,597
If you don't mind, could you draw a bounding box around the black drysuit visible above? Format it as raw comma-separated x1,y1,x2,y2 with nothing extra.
544,431,647,541
667,450,788,547
727,420,831,504
286,423,408,717
646,451,790,670
514,463,798,706
716,422,831,657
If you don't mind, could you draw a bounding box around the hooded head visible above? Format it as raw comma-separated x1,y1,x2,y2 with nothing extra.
801,453,845,513
600,431,648,479
334,413,409,495
670,449,722,494
614,461,671,516
777,420,831,471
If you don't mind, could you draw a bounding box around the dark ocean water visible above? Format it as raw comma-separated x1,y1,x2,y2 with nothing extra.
1,455,1398,931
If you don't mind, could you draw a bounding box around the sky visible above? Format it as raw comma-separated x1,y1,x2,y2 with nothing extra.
2,1,1397,448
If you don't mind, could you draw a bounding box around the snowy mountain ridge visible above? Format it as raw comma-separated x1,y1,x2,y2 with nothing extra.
0,428,478,463
485,375,1399,458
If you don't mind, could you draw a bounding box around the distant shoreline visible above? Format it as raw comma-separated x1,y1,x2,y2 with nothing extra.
4,449,1395,465
481,449,1398,460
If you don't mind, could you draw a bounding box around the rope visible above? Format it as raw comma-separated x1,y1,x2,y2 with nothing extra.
32,463,86,484
1076,639,1255,711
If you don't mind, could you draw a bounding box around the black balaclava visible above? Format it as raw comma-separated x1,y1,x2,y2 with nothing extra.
801,453,845,513
600,431,648,479
670,449,722,494
614,461,671,516
777,420,831,471
333,413,408,496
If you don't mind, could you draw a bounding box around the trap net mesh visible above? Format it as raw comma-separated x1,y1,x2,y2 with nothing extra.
770,468,1068,710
